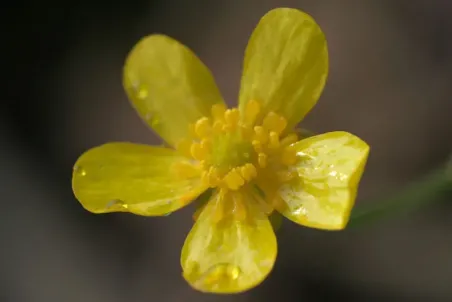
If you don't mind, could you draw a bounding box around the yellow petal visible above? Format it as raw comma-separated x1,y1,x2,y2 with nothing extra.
123,35,224,147
239,8,328,128
181,191,277,293
72,143,206,215
277,132,369,230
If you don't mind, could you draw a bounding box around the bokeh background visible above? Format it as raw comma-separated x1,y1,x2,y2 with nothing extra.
2,0,452,301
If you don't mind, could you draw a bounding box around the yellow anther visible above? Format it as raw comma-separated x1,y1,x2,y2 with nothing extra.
176,138,192,158
258,153,267,168
240,163,257,181
194,117,211,138
281,146,298,166
212,120,224,133
240,125,253,139
244,100,260,125
223,168,245,190
172,161,200,179
247,163,258,177
252,140,263,154
280,133,299,147
222,124,232,132
263,112,287,135
253,126,268,144
226,265,241,280
207,166,220,187
190,142,207,161
268,131,280,148
211,103,227,121
200,138,211,151
179,101,301,198
199,160,208,170
277,170,297,182
232,192,247,221
224,108,240,128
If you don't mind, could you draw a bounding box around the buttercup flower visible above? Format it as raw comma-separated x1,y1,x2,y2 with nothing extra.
72,8,369,294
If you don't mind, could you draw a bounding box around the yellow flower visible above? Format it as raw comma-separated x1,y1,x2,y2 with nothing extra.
72,8,369,294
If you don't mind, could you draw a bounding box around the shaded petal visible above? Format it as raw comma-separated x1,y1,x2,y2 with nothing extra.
269,212,283,232
181,190,277,293
123,35,224,146
277,132,369,230
239,8,328,128
72,143,206,215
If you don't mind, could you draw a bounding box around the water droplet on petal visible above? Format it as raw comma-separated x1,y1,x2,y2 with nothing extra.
226,265,241,280
151,116,160,128
137,87,149,100
293,205,307,217
144,112,160,128
200,263,241,286
74,165,86,176
106,199,128,210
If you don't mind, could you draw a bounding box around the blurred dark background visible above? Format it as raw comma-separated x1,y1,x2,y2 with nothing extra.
2,0,452,301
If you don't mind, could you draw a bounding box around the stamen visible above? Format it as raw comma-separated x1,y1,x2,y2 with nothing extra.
180,101,300,216
211,103,227,121
239,125,253,139
207,167,220,187
280,133,298,147
281,146,298,166
239,163,257,181
263,112,287,135
200,138,211,151
212,120,223,134
268,131,280,148
199,160,208,170
224,108,240,129
253,126,268,144
252,140,263,153
190,142,207,161
223,168,245,191
194,117,211,138
258,153,267,168
244,99,260,125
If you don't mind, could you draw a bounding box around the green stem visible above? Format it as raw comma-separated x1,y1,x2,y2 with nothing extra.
348,167,452,227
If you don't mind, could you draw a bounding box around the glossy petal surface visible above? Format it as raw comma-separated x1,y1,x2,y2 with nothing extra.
277,132,369,230
123,35,224,146
181,191,277,293
72,143,206,215
239,8,328,128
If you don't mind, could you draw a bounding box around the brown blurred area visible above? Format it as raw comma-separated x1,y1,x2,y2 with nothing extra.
2,0,452,301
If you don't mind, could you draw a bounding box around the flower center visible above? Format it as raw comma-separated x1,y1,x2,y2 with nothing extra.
174,100,299,193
